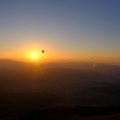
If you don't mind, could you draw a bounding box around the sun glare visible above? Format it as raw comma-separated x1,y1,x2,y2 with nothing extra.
32,53,37,59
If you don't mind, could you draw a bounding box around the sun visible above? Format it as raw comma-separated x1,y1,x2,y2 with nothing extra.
32,53,37,59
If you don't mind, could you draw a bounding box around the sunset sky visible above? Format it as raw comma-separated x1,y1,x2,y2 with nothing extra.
0,0,120,64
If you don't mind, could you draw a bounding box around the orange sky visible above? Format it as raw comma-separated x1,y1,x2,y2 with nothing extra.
0,1,120,65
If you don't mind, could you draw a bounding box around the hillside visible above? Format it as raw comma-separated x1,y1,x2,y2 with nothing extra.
0,60,120,119
13,105,120,120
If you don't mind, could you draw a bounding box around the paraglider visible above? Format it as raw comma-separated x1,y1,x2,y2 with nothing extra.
90,56,96,67
91,57,94,59
42,50,44,58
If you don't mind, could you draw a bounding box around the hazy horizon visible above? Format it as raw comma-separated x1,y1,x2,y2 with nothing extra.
0,58,120,66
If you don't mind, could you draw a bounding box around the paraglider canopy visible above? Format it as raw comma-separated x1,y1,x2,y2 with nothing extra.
42,50,44,53
41,50,44,58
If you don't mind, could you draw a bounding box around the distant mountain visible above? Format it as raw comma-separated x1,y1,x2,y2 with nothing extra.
0,59,32,70
0,64,119,91
0,59,120,78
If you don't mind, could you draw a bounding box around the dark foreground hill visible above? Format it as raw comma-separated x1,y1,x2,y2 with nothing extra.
13,105,120,120
1,60,120,119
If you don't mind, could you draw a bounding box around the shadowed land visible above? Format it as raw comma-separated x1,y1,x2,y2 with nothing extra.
0,59,120,120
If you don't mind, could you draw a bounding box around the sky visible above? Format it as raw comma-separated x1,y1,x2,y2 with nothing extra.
0,0,120,64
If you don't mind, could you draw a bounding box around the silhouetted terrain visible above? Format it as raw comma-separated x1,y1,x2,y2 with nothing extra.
0,59,120,119
14,105,120,120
